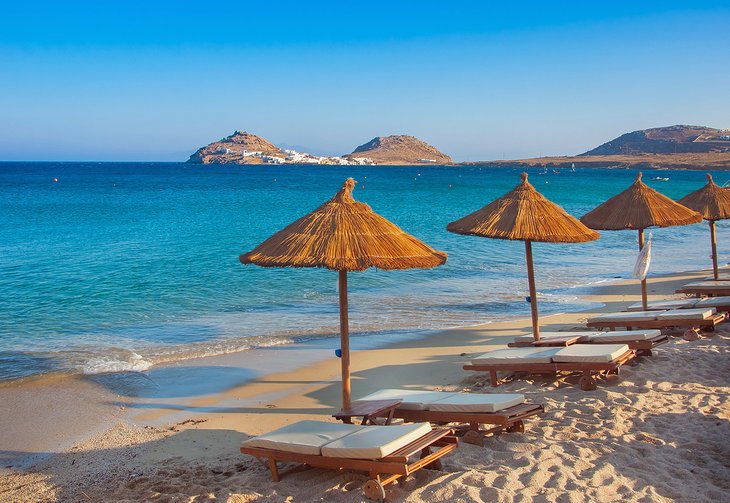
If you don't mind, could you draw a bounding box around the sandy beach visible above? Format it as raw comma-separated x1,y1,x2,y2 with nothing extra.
1,268,729,502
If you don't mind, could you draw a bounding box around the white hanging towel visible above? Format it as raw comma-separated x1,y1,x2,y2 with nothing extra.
633,232,652,280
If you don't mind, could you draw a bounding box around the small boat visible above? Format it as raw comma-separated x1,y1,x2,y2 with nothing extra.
552,169,560,174
651,177,669,181
571,163,576,172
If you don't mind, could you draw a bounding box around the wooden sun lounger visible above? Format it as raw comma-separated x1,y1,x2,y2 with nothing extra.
508,331,669,357
463,345,636,391
586,309,727,332
626,296,730,313
338,391,544,446
677,281,730,297
241,424,457,501
389,403,544,445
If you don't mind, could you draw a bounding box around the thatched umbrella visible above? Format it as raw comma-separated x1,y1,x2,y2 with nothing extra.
447,172,599,341
581,172,702,309
678,174,730,279
240,178,447,409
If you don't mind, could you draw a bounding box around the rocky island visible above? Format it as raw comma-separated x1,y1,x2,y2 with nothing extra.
346,135,452,165
187,131,452,166
187,131,285,164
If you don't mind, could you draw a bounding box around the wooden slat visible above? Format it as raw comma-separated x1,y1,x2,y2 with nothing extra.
509,335,581,348
501,403,545,419
404,442,458,475
332,399,402,422
532,335,582,346
627,335,669,350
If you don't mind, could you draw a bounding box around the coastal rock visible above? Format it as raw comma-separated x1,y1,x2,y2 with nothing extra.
581,125,730,156
187,131,285,164
347,135,452,165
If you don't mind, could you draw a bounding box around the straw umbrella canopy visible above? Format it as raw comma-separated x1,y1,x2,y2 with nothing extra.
447,172,599,341
240,178,447,409
678,174,730,279
580,172,702,309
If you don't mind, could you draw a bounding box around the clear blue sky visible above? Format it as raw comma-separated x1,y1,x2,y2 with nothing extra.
1,1,728,161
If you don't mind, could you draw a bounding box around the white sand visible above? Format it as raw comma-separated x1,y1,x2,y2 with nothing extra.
1,270,729,502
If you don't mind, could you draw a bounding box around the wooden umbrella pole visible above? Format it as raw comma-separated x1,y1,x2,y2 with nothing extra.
710,220,718,280
638,229,648,310
525,240,540,341
338,270,351,410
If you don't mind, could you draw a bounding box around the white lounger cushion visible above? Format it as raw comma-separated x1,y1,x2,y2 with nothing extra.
472,347,562,365
655,307,715,320
552,344,630,363
512,332,600,343
589,330,661,342
241,420,359,455
626,299,697,311
321,422,431,459
588,311,658,323
427,393,524,413
358,388,525,413
695,296,730,308
357,389,457,411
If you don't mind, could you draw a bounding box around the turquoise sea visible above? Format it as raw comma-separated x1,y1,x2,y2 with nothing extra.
1,162,728,381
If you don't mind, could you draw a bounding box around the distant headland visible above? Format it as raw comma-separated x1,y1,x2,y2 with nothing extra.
467,125,730,171
186,125,730,169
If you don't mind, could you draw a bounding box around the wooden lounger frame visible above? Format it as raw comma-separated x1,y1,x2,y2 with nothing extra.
384,403,544,446
677,286,730,297
508,334,670,357
586,312,727,332
241,428,457,501
462,349,636,391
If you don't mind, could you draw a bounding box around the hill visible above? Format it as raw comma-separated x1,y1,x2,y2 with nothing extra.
465,152,730,171
347,135,452,165
187,131,285,164
581,125,730,156
466,125,730,170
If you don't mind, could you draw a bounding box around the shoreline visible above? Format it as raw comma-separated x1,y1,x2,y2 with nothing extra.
0,272,617,386
4,159,730,170
0,269,707,449
1,266,728,501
